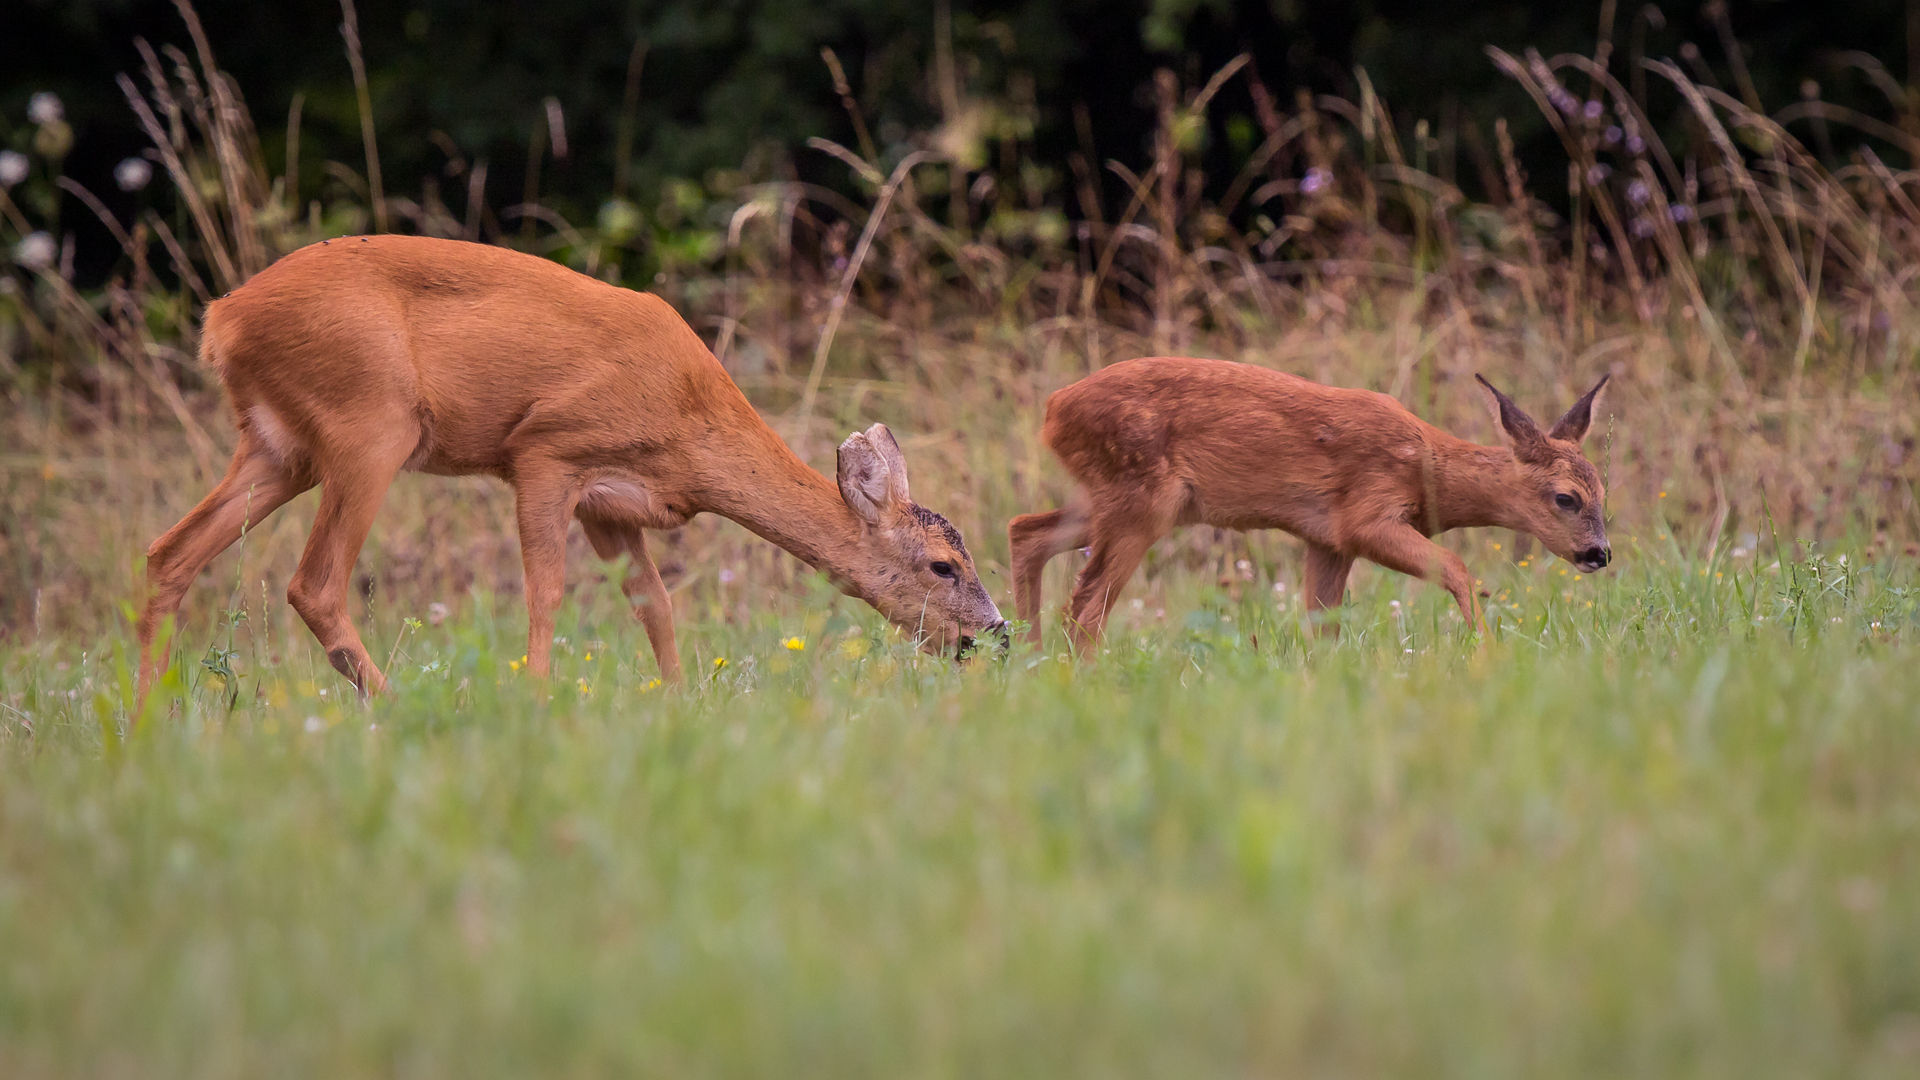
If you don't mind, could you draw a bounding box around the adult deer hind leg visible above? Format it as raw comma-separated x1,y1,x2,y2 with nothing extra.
137,435,313,706
579,516,683,683
284,422,419,696
1301,541,1356,637
1008,503,1088,644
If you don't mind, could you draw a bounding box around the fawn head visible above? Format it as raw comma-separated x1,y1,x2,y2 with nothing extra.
836,424,1005,653
1476,374,1613,573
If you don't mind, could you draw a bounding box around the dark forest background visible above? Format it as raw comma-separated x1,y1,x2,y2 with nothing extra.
3,0,1913,285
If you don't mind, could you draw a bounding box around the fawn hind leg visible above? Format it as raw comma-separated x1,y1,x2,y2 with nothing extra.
137,437,312,706
1009,504,1088,644
581,516,683,683
1064,524,1161,654
1063,488,1180,654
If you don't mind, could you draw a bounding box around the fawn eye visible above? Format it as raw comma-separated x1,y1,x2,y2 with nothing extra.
1555,493,1581,511
930,561,957,579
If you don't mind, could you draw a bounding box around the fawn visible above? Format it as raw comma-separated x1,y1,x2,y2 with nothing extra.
1009,357,1611,647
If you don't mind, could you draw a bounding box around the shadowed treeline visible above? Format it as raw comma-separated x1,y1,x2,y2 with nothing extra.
3,0,1912,286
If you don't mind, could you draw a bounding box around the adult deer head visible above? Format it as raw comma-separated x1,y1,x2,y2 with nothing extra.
836,424,1004,652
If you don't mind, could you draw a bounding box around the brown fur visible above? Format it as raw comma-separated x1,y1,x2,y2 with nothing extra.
1009,356,1612,649
136,235,1000,703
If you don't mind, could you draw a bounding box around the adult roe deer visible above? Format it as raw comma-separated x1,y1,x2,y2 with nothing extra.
137,235,1002,703
1009,356,1611,648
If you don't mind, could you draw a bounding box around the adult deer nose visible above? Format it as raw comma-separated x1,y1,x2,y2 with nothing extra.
1577,545,1611,570
983,620,1011,652
958,620,1011,661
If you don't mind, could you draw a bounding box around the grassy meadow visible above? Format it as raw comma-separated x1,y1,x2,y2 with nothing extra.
7,3,1920,1075
2,509,1918,1078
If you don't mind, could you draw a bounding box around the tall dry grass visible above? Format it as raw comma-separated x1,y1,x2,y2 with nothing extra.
3,0,1917,645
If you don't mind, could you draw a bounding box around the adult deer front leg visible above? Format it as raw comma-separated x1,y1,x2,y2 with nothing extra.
1347,522,1484,632
513,462,580,679
580,516,683,683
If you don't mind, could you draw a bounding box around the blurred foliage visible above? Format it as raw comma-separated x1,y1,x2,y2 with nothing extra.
3,0,1912,286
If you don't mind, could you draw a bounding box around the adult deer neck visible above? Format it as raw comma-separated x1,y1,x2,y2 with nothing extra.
694,422,873,599
1426,432,1530,534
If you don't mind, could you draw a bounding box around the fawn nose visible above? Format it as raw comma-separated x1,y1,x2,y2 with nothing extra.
1577,545,1611,569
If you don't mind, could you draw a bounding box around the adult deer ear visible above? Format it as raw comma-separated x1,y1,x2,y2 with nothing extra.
1547,373,1610,444
837,423,911,524
1475,374,1549,462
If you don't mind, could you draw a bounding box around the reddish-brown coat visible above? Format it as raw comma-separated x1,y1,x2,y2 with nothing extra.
136,235,1000,704
1010,356,1612,647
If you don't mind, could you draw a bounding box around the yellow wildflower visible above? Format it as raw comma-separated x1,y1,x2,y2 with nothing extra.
784,637,805,651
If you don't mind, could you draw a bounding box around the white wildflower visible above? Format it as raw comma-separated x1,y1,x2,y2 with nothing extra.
0,150,26,188
27,92,63,126
13,232,55,270
114,157,153,192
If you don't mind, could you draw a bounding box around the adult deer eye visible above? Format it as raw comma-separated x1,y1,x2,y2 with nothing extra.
1555,493,1581,511
930,561,957,579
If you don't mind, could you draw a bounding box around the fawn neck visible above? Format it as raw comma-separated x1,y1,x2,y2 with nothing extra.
1426,433,1530,534
693,425,873,596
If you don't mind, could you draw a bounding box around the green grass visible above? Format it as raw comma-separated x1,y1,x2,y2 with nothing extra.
2,548,1919,1079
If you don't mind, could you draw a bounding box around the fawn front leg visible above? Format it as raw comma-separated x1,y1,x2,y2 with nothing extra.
1301,541,1355,636
1346,523,1484,632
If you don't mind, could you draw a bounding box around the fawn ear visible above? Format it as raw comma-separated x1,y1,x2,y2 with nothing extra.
1547,373,1610,444
837,423,911,524
1476,374,1550,462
